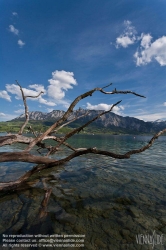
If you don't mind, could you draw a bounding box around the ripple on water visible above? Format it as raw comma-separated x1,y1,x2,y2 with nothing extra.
0,134,166,249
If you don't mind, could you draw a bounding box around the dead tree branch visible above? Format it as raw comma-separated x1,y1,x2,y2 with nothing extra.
0,81,165,192
16,80,44,135
0,128,165,191
24,84,145,152
0,128,165,166
50,111,90,134
47,100,122,155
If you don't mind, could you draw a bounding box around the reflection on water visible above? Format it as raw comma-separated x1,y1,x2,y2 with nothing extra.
0,135,166,249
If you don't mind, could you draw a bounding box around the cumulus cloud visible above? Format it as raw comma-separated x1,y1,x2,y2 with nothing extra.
6,84,32,99
47,70,77,100
6,83,55,106
29,84,46,93
37,96,56,106
18,39,25,48
115,20,166,67
0,113,18,121
9,25,19,35
140,33,153,49
134,112,166,122
0,90,11,102
134,35,166,66
86,102,124,115
4,70,77,109
47,108,54,112
12,12,18,16
6,84,45,99
14,109,25,114
115,20,137,48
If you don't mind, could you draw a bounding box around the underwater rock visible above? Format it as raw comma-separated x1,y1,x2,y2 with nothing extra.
115,196,132,205
127,206,141,218
120,229,132,242
56,210,76,225
0,194,22,233
94,238,107,249
73,223,86,234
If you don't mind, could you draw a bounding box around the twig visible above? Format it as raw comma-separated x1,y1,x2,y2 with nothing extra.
48,100,122,155
25,84,146,152
16,80,44,135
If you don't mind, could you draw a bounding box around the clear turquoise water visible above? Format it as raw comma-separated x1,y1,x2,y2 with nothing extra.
0,134,166,249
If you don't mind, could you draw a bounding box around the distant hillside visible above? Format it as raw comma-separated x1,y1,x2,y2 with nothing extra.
11,109,166,134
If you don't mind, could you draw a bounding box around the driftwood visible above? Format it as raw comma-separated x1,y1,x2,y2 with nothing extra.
0,81,165,191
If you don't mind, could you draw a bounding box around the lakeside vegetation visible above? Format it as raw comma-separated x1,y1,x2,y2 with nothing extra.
0,120,163,135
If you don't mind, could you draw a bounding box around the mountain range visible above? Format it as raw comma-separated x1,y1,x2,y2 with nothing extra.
12,109,166,134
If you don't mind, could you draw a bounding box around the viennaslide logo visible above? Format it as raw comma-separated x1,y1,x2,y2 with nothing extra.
136,230,164,249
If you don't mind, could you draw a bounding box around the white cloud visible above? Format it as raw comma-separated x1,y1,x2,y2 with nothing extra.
47,70,77,100
164,102,166,106
14,109,24,114
38,96,56,106
115,20,166,67
29,84,46,93
9,25,19,35
115,20,137,48
140,33,152,49
46,108,54,113
0,90,11,102
18,39,25,48
5,70,77,109
12,12,18,16
134,112,166,122
29,85,56,106
116,36,135,48
134,35,166,66
6,84,26,99
0,113,18,122
6,84,43,99
86,102,124,115
6,83,56,107
58,99,70,109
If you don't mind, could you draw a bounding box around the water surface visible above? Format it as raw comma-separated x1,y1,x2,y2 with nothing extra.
0,134,166,249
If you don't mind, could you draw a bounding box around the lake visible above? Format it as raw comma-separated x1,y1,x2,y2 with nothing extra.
0,134,166,249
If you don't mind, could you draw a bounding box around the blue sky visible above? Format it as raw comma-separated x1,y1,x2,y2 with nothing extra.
0,0,166,122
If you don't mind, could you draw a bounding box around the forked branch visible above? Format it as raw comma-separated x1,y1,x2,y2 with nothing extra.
0,127,165,191
25,84,145,151
16,80,44,135
0,81,165,192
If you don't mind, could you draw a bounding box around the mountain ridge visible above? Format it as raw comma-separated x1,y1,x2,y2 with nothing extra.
12,109,166,134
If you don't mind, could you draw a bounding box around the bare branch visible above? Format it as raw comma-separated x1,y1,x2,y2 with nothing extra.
25,92,44,99
48,100,122,155
124,128,166,157
1,80,163,193
16,80,29,135
100,88,146,98
25,84,146,152
51,111,90,134
101,83,113,89
0,134,34,147
0,128,165,191
39,188,52,218
0,128,165,165
43,135,76,152
16,81,44,135
28,125,37,137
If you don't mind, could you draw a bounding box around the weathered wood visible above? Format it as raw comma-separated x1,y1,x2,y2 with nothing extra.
0,82,165,192
16,80,44,135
